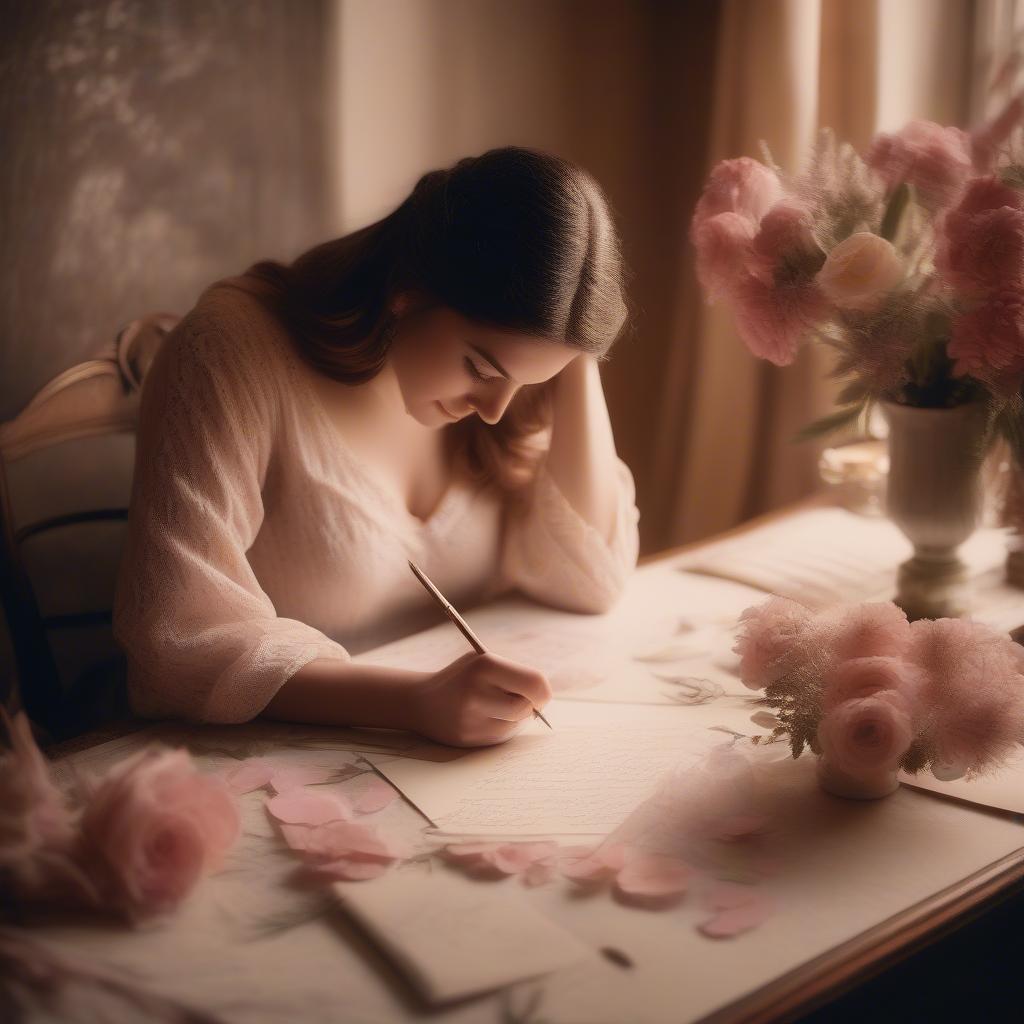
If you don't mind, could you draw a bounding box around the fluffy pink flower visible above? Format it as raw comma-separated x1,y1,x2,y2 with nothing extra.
733,597,815,690
816,694,914,775
821,656,926,714
947,291,1024,394
79,748,241,920
692,157,783,229
867,120,973,209
0,710,100,908
732,272,829,366
692,211,756,301
935,176,1024,296
815,602,912,663
906,618,1024,774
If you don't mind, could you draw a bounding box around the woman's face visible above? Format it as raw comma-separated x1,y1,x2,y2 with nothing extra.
387,299,579,428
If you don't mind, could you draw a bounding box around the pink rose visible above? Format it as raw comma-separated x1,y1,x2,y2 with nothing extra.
79,748,241,920
733,597,815,690
816,694,914,775
821,656,926,714
947,291,1024,393
936,177,1024,297
692,157,783,230
867,120,973,209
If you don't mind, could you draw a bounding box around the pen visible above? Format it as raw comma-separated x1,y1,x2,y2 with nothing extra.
407,559,553,730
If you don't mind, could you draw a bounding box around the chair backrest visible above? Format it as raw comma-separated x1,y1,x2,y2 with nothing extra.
0,313,179,738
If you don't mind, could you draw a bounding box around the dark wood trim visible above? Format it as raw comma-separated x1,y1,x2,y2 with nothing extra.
15,507,128,545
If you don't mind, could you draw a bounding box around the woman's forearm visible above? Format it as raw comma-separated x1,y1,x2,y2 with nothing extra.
259,658,429,730
544,354,622,544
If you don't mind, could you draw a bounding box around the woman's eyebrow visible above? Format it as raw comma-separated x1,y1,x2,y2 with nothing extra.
468,342,515,382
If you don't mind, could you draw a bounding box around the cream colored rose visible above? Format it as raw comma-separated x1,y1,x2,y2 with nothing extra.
816,232,904,311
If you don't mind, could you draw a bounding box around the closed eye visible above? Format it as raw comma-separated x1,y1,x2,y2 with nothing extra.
464,356,500,383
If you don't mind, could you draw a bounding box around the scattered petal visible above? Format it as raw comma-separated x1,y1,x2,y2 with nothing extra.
265,791,353,826
309,857,391,881
698,897,772,938
613,854,690,908
522,861,557,887
224,758,276,795
269,765,338,794
353,778,400,814
304,820,403,863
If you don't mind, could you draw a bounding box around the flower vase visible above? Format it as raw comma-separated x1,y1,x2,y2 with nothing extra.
815,757,900,800
882,400,989,620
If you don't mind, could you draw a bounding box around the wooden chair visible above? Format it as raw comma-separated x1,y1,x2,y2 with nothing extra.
0,313,179,739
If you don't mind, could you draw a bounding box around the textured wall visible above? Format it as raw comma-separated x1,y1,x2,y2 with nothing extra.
0,0,331,421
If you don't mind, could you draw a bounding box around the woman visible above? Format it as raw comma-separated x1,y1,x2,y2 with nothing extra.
113,146,641,747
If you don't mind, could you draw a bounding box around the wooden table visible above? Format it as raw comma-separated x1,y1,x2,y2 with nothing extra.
26,493,1024,1024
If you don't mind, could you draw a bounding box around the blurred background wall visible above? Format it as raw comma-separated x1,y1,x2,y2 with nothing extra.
0,0,1008,562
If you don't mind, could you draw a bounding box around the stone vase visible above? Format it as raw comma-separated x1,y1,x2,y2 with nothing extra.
815,756,900,800
882,399,990,620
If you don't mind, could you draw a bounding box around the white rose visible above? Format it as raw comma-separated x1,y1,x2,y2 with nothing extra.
816,232,904,311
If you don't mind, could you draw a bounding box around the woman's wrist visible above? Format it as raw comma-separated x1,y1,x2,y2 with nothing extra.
260,657,431,732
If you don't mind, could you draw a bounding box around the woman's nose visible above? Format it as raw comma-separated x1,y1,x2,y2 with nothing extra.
472,383,518,425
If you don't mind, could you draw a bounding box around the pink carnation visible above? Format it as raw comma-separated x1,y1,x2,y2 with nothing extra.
816,694,914,775
692,211,756,301
815,602,912,663
867,120,973,210
907,618,1024,774
821,656,926,714
935,176,1024,296
692,157,783,229
732,597,815,690
79,748,241,920
947,291,1024,394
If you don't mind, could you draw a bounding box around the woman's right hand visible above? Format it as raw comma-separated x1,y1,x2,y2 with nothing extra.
409,651,553,747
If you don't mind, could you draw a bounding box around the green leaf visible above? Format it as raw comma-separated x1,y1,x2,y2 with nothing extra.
794,403,866,442
879,182,910,243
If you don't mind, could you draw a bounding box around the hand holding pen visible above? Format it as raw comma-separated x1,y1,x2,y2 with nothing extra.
407,560,554,745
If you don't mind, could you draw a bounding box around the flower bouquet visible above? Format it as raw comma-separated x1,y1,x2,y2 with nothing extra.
734,597,1024,799
690,96,1024,616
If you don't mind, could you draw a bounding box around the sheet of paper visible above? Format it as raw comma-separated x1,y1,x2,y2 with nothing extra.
900,750,1024,815
676,507,1022,632
353,564,766,706
333,868,593,1004
363,701,765,837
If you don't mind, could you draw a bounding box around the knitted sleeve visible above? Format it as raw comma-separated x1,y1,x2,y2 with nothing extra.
112,310,351,723
499,453,641,615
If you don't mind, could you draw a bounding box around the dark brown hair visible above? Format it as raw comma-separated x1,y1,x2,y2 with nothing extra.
246,146,633,492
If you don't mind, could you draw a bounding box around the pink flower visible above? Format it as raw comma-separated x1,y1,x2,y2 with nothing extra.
733,597,815,690
747,200,823,285
0,710,100,908
732,272,829,366
821,656,926,714
815,232,905,311
79,748,241,920
692,157,783,229
907,618,1024,774
867,120,973,210
935,177,1024,296
816,694,914,775
947,291,1024,394
815,602,912,663
692,211,756,301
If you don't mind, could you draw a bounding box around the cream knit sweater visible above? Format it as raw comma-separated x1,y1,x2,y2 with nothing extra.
112,274,641,723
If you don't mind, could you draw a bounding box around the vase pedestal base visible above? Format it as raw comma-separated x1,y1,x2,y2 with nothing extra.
894,552,970,621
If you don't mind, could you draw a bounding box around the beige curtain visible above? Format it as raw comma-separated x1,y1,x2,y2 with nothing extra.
650,0,974,551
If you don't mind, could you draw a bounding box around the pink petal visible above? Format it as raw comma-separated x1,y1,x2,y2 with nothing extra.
522,862,556,887
225,758,276,795
441,842,501,861
308,857,391,881
353,778,400,814
698,898,772,938
269,765,338,794
278,823,316,850
561,856,619,884
303,820,402,863
489,842,560,874
613,854,690,907
265,791,353,826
